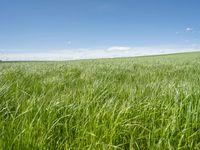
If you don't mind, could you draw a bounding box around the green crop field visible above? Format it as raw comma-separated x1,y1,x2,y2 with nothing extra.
1,52,200,149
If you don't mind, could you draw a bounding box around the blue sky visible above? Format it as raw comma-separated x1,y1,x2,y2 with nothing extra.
0,0,200,60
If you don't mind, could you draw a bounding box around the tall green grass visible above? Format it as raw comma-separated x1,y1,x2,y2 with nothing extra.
1,52,200,149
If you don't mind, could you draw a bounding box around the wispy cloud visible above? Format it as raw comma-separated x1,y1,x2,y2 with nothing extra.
186,27,193,32
176,27,196,34
175,31,179,34
107,46,131,52
67,41,72,45
1,46,199,61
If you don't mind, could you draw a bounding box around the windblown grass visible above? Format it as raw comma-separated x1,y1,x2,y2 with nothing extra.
1,52,200,149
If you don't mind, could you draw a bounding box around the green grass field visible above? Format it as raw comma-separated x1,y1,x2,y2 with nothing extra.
1,52,200,149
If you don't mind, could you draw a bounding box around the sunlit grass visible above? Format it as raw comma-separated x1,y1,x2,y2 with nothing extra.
1,52,200,149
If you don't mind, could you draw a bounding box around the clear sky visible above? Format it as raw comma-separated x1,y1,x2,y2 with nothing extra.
0,0,200,60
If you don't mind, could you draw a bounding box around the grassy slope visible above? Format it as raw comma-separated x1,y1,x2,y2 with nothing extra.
1,52,200,149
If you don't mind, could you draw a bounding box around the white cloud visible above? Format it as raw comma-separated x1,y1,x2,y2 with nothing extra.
1,46,200,61
107,46,131,52
186,27,193,32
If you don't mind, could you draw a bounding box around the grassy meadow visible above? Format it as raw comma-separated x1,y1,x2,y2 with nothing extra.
1,52,200,149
